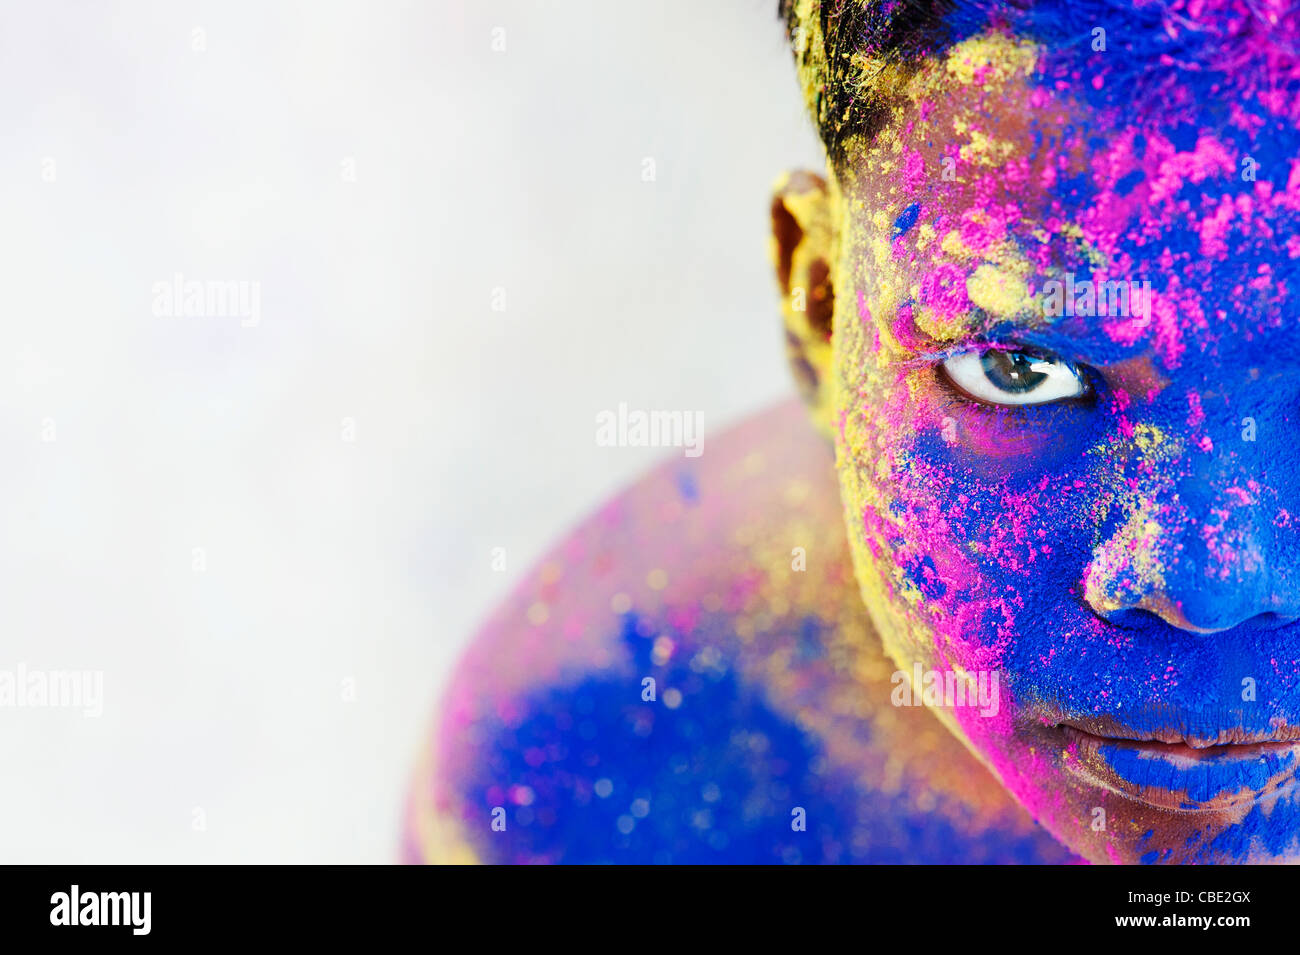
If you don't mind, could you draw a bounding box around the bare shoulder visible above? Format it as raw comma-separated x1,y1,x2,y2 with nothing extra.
406,400,1072,863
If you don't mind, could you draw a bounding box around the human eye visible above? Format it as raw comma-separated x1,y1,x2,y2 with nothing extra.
939,347,1089,406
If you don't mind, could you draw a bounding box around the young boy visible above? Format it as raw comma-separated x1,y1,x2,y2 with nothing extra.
409,0,1300,864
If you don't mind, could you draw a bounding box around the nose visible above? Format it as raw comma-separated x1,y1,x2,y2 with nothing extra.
1099,601,1297,634
1083,473,1300,635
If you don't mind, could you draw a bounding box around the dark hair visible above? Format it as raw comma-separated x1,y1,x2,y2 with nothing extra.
781,0,1300,164
779,0,958,164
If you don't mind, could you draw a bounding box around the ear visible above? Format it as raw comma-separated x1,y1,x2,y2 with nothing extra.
770,170,836,435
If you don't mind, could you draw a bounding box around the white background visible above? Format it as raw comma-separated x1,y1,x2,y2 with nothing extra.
0,0,821,862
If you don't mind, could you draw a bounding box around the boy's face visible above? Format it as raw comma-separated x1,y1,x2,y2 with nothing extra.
821,11,1300,862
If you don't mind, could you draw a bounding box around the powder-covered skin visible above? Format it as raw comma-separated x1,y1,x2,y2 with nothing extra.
411,0,1300,864
407,403,1070,863
815,0,1300,862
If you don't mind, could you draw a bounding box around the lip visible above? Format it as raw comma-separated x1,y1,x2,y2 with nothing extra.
1058,723,1300,811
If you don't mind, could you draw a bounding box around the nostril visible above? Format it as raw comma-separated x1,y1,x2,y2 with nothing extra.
1098,604,1298,635
1119,594,1231,633
1144,597,1235,634
1095,605,1229,634
1235,612,1300,632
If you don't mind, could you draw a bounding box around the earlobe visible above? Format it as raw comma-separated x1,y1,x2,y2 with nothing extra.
770,170,836,433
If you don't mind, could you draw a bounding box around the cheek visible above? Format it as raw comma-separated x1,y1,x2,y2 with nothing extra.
840,375,1104,665
918,369,1103,475
838,386,990,666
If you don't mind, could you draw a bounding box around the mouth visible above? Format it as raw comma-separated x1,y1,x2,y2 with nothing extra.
1055,721,1300,811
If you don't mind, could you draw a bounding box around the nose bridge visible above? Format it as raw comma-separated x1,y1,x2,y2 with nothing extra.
1085,382,1300,632
1174,467,1266,589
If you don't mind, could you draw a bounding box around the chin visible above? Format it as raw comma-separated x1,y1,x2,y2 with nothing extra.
984,711,1300,864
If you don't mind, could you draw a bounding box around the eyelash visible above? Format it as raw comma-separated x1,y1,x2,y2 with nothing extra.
929,350,1100,413
898,341,1025,377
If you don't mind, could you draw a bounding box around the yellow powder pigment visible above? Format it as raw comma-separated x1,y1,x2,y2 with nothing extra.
819,32,1058,667
1083,423,1185,615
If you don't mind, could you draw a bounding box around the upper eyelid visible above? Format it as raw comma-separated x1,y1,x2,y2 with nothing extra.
898,341,1040,370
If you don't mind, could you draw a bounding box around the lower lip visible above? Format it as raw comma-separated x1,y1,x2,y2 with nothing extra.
1061,726,1300,810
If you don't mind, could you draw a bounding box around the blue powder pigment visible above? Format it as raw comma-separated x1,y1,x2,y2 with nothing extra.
795,616,825,663
675,469,698,504
905,554,947,600
1097,744,1299,804
453,613,1065,863
892,202,921,240
1114,169,1144,195
1200,789,1300,861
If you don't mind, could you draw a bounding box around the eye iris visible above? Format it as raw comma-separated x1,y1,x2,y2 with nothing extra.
980,350,1047,393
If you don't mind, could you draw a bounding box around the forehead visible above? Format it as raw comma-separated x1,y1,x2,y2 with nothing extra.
883,0,1300,62
833,1,1300,371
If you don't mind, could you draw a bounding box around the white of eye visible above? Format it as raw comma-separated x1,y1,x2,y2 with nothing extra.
940,350,1086,406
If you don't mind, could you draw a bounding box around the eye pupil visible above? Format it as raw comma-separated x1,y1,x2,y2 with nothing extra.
940,347,1087,407
981,351,1048,393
